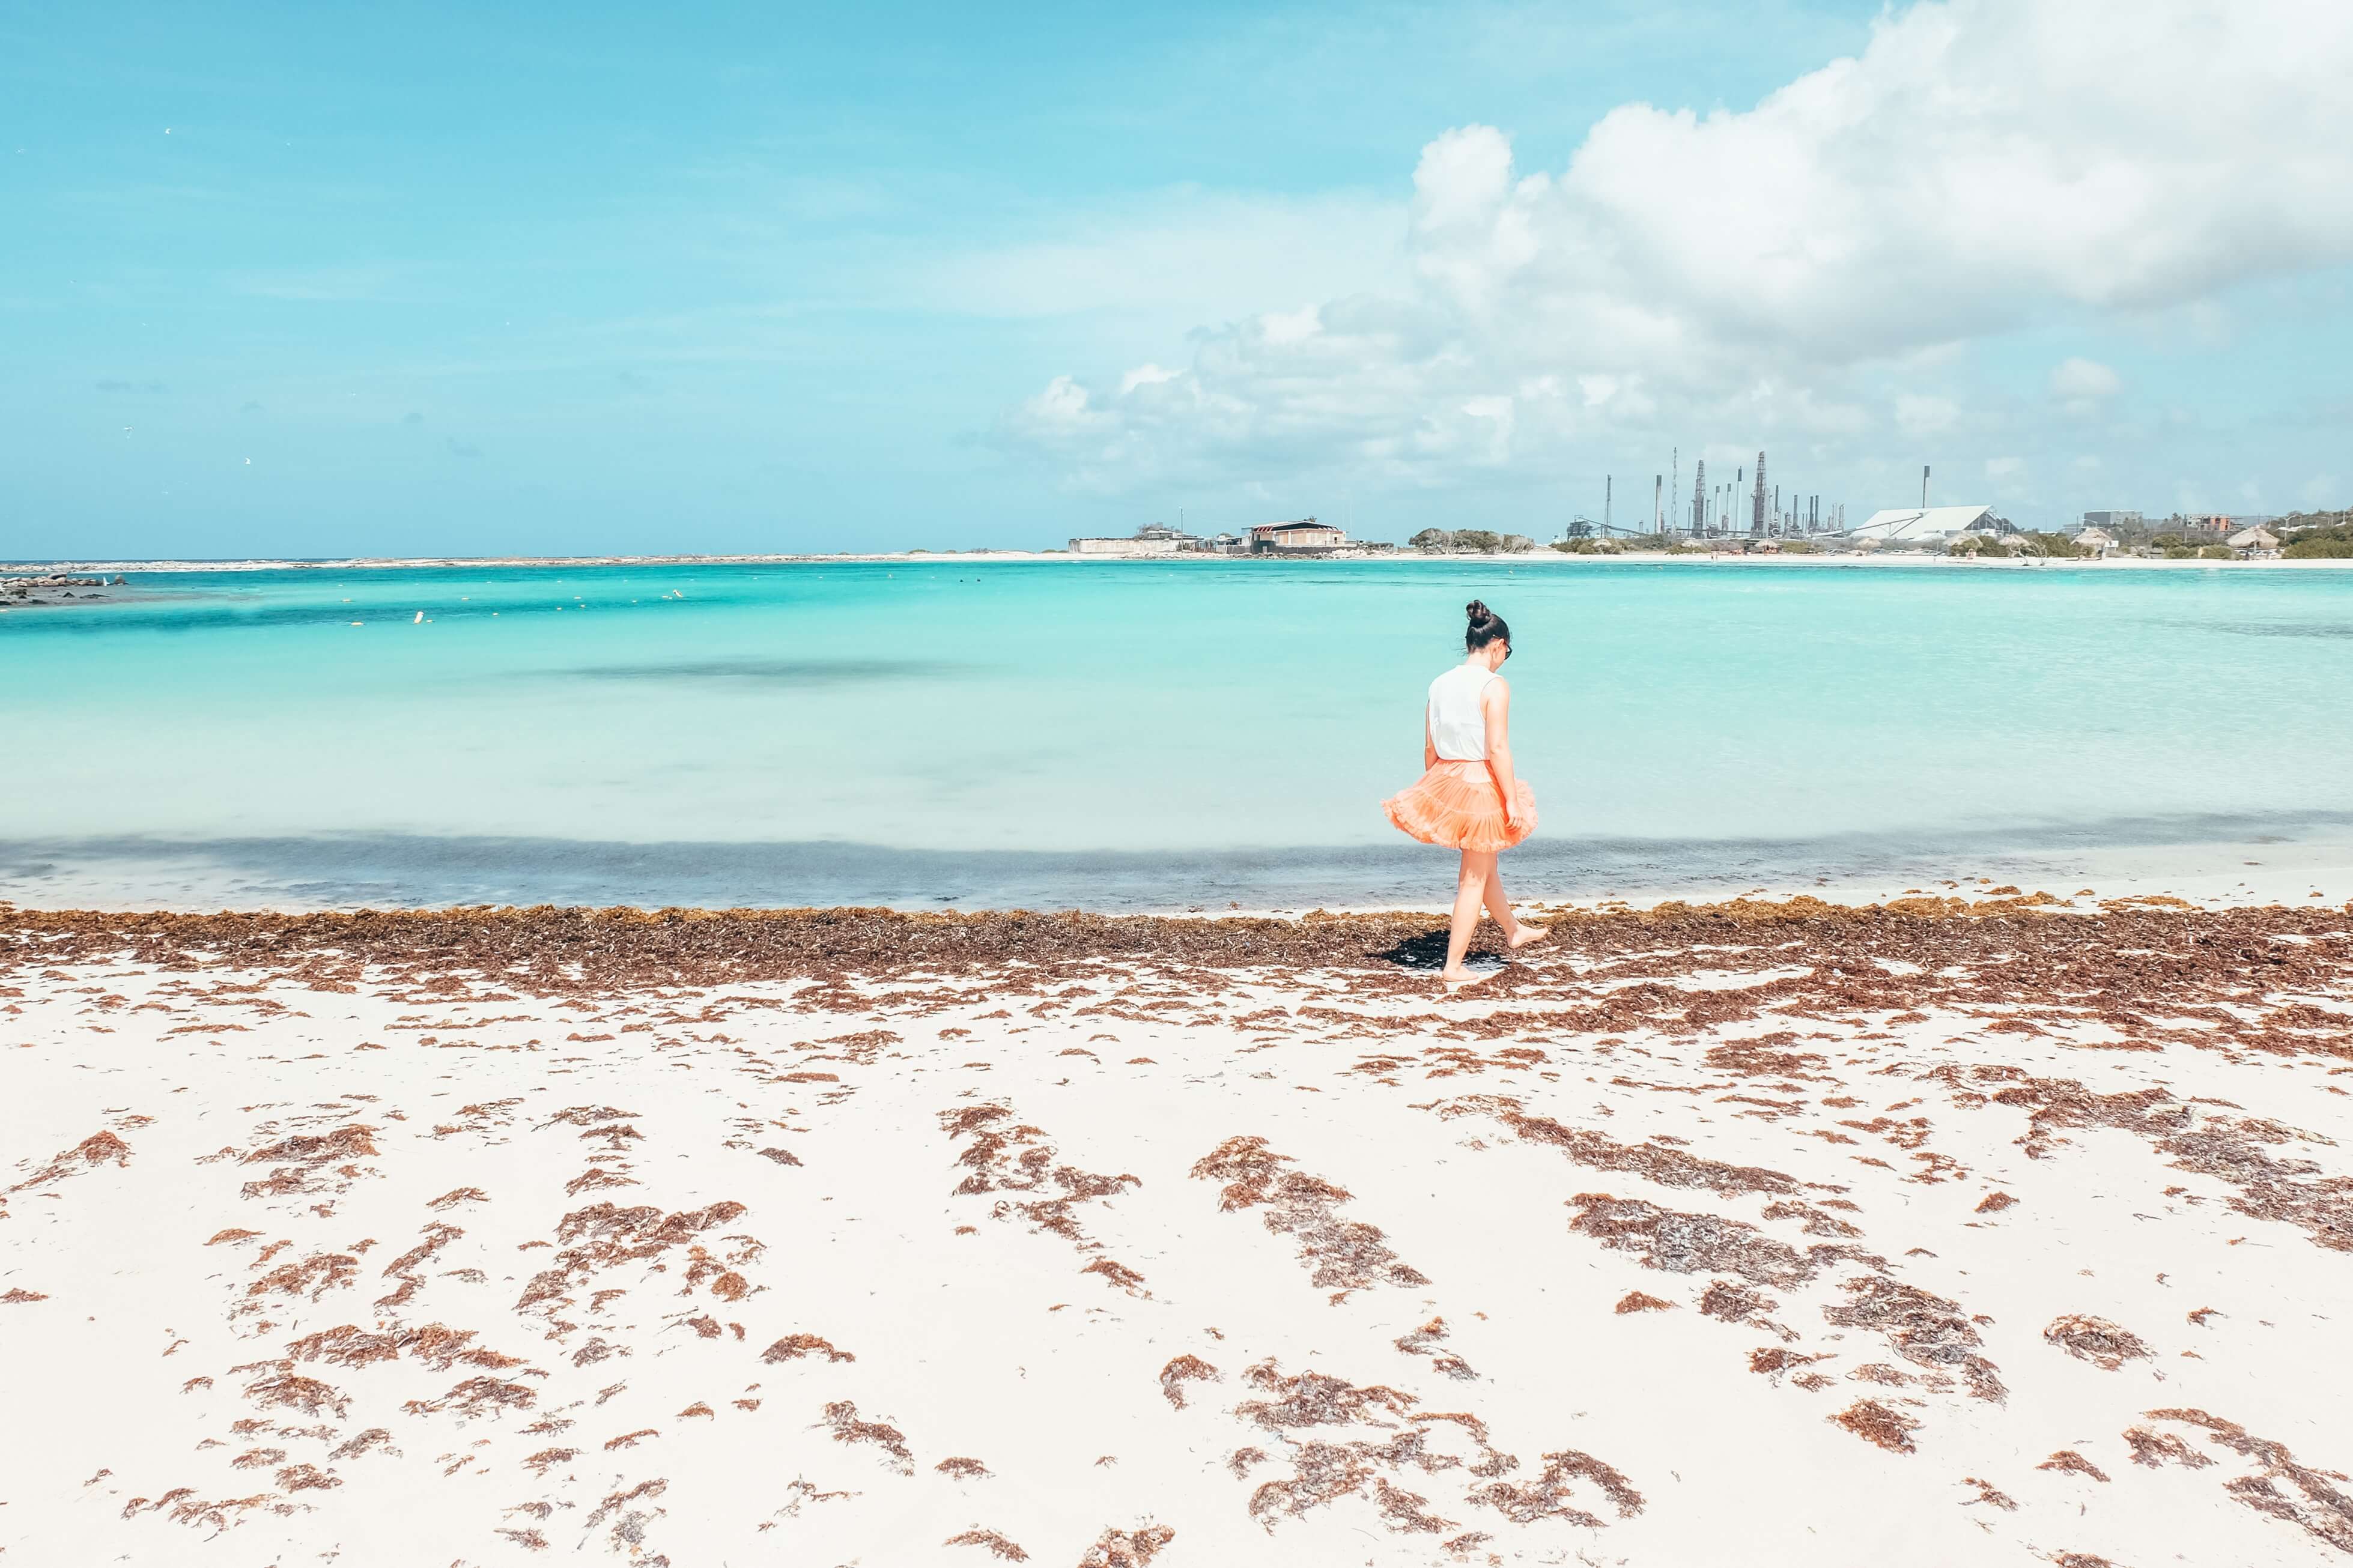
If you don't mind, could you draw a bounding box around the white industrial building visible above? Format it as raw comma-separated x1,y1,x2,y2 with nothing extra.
1846,504,1994,542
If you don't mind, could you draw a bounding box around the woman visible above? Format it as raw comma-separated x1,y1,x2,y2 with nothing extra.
1382,599,1546,987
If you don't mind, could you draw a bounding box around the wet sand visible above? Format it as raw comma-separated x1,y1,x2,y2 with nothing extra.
4,896,2349,1565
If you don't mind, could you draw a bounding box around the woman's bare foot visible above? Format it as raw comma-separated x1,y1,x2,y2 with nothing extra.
1506,921,1550,951
1440,966,1487,991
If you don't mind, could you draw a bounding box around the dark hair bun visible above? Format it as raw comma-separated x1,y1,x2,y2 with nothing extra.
1463,598,1511,652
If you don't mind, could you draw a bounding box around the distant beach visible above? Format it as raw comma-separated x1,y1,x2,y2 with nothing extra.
11,549,2353,576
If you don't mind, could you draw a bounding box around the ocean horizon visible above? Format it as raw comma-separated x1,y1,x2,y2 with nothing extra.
9,555,2353,912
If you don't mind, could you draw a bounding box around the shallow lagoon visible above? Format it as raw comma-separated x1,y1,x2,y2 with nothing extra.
7,557,2351,909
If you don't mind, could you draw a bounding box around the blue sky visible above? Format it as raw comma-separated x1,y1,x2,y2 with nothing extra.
5,0,2348,558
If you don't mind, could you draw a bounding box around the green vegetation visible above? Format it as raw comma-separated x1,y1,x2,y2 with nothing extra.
2285,536,2353,558
2018,532,2083,558
2283,521,2353,558
1777,539,1818,554
1550,537,1623,554
1409,528,1534,554
1948,531,2083,559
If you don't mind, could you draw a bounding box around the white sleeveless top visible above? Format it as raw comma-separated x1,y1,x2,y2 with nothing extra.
1427,663,1498,761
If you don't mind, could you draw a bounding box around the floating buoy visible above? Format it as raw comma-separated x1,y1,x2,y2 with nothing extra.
413,611,424,624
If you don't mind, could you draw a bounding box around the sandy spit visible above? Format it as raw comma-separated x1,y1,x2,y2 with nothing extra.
16,551,2353,574
3,897,2350,1566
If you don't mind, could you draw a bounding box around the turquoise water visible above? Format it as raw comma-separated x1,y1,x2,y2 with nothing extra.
6,558,2353,909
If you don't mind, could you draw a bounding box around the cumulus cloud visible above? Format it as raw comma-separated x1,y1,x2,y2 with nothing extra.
2050,357,2122,415
1002,0,2353,492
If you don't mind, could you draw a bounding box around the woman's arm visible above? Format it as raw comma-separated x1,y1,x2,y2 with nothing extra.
1423,709,1439,773
1481,678,1525,825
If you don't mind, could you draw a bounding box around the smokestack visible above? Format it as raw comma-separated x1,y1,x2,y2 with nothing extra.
1922,465,1931,507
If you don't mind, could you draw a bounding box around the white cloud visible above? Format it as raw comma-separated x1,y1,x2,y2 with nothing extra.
2049,357,2121,401
1119,363,1180,395
1001,0,2353,493
1985,456,2024,478
1896,395,1960,437
917,189,1405,323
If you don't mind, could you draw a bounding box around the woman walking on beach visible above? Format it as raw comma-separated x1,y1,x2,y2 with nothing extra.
1383,600,1546,987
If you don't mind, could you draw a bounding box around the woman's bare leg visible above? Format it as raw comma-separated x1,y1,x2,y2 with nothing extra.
1441,850,1494,984
1483,862,1549,950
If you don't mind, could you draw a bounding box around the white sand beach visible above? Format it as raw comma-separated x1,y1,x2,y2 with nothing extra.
4,900,2349,1566
12,549,2353,575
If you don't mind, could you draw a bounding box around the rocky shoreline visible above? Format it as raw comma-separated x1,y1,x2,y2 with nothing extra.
1,572,126,608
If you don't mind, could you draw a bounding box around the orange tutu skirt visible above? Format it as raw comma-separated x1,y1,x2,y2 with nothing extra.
1383,760,1537,852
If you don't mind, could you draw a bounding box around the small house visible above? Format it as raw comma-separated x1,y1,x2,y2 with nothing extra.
1249,519,1347,553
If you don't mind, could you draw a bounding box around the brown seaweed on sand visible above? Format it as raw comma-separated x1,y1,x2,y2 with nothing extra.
2039,1450,2111,1482
238,1125,378,1200
940,1103,1141,1270
1830,1399,1920,1453
1445,1097,1797,1197
821,1400,914,1473
1394,1318,1477,1381
762,1333,854,1364
1076,1524,1176,1567
1823,1275,2005,1402
1469,1450,1645,1525
515,1200,748,1313
1158,1354,1220,1409
1191,1136,1428,1295
2140,1408,2353,1554
1971,1073,2353,1255
2044,1315,2152,1370
8,1130,132,1192
1567,1194,1818,1288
